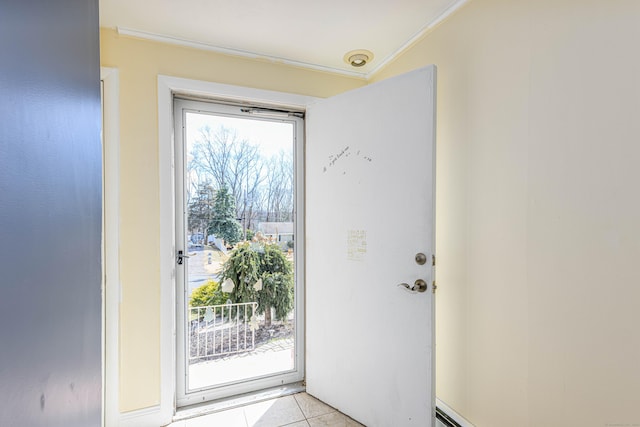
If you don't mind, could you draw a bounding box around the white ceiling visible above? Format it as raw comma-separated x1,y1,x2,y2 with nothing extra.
100,0,466,78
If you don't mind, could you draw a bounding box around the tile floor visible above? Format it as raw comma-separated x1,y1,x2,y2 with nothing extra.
167,393,364,427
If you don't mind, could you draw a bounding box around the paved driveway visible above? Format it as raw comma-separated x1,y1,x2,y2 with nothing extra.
187,247,228,293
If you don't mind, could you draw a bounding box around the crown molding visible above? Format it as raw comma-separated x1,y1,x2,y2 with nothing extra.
116,27,368,79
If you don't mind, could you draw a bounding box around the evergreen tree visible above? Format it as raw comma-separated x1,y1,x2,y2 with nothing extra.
221,241,294,327
208,185,242,246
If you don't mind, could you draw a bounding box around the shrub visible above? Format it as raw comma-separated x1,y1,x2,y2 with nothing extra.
189,279,229,308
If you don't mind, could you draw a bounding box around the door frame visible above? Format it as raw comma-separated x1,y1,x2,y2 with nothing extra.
101,66,121,427
158,76,318,421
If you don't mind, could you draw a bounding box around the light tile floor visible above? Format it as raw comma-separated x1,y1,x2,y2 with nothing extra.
167,393,364,427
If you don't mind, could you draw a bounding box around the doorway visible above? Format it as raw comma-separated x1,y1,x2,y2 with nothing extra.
158,69,435,426
174,98,305,407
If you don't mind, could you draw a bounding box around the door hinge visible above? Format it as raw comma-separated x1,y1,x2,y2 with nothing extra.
432,280,437,293
432,254,436,266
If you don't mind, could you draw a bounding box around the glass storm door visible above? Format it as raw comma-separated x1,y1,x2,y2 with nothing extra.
174,98,304,406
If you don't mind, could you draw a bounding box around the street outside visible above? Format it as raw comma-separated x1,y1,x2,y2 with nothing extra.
186,246,227,294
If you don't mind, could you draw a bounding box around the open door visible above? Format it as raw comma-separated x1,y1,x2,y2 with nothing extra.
306,66,436,426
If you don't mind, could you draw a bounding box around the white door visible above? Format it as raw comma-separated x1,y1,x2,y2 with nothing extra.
306,66,436,426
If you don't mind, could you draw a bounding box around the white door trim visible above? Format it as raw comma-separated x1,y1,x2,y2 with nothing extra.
158,75,318,422
101,66,120,427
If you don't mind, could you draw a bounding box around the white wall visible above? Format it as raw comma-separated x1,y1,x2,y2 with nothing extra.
374,0,640,425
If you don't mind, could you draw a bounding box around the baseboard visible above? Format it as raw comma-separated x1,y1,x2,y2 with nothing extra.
436,398,475,427
118,405,170,427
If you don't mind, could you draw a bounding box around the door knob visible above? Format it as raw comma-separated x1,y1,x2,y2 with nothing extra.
413,279,428,292
398,279,428,293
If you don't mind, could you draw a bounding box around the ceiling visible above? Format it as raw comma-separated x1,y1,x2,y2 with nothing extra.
100,0,466,79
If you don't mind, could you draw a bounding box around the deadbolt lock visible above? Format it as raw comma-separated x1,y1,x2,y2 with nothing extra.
415,253,427,265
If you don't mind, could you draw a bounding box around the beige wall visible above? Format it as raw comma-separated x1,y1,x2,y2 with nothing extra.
99,28,365,412
374,0,640,426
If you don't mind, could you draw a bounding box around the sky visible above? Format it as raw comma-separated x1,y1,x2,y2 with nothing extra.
185,111,294,158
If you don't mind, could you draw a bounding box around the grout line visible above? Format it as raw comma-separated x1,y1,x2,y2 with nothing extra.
292,392,306,420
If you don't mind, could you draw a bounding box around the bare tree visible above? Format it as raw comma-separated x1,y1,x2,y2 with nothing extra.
189,125,266,236
190,125,234,188
263,150,294,222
